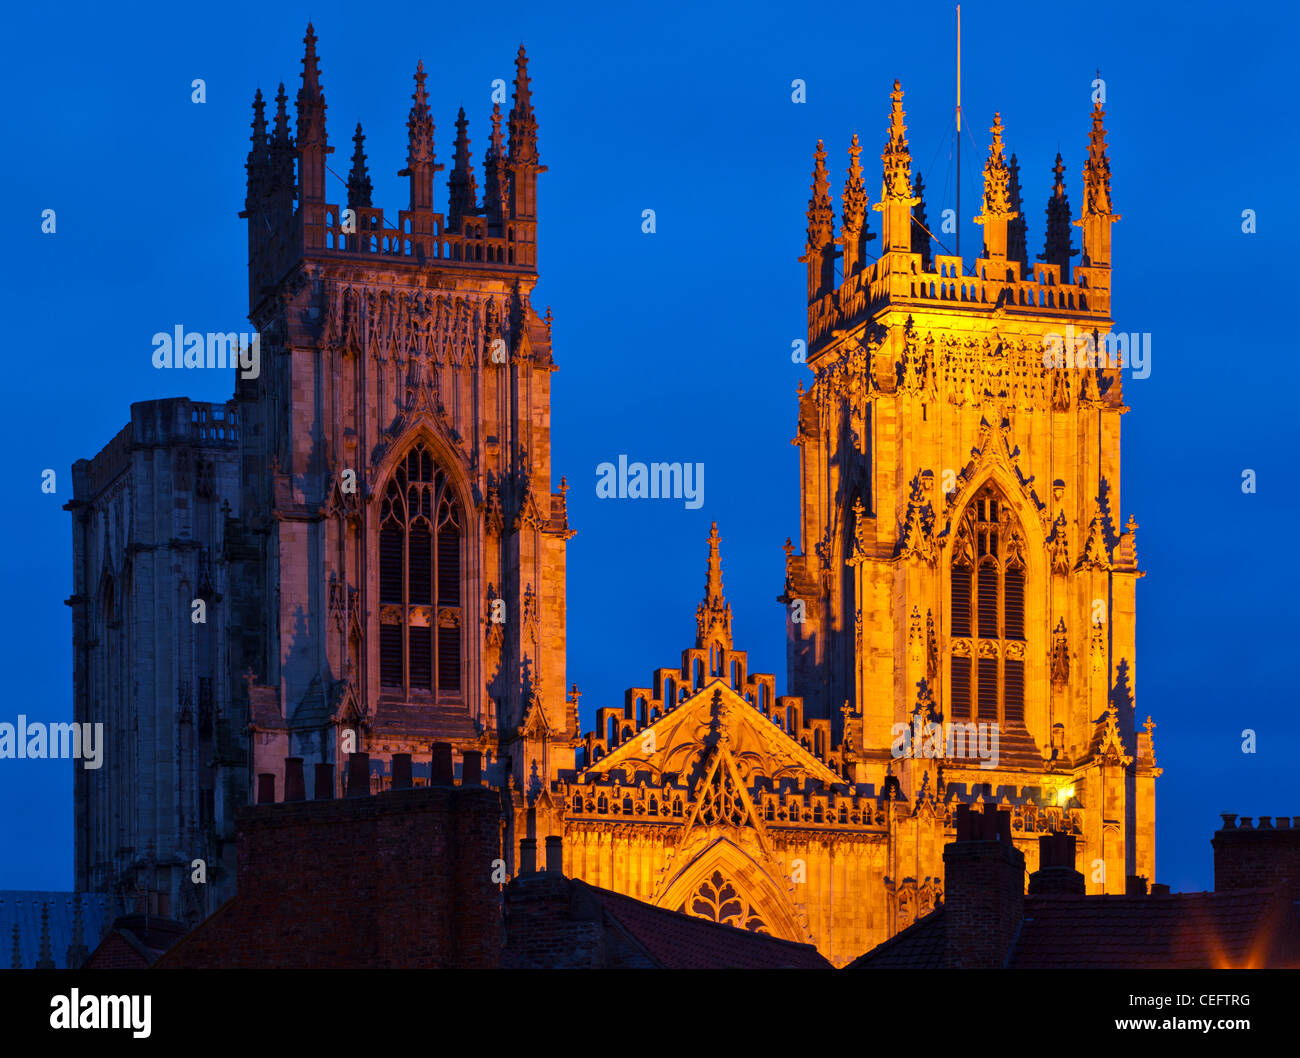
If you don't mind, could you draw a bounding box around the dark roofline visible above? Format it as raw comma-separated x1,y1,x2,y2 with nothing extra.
845,905,944,969
570,879,831,968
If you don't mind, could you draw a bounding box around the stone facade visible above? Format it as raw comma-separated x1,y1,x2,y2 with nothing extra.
534,85,1157,967
70,26,574,916
783,86,1157,906
67,398,241,921
70,30,1157,967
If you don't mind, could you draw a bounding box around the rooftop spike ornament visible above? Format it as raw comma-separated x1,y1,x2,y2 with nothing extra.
295,23,330,205
1039,152,1078,281
484,101,509,226
243,89,270,218
347,123,372,211
401,61,441,212
801,140,836,302
696,522,734,651
1077,99,1120,267
508,45,539,166
974,112,1017,261
448,107,479,231
841,133,874,277
875,80,916,253
911,172,932,271
504,45,545,259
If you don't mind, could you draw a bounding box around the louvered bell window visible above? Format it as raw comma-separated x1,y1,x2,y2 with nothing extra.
378,445,463,699
948,485,1028,727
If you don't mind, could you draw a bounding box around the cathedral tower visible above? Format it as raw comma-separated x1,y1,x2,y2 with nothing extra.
231,27,573,836
783,83,1156,894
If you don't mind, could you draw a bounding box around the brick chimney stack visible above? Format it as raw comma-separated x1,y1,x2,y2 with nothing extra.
942,804,1025,968
519,837,538,875
1213,813,1300,902
346,753,370,797
431,742,455,786
545,836,563,874
284,757,306,802
1028,832,1086,895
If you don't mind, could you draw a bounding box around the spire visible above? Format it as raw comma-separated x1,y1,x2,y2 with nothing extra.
974,113,1017,261
35,901,55,969
401,61,440,212
448,107,479,230
484,102,509,226
1006,152,1029,276
1039,153,1078,281
801,140,836,302
875,79,916,253
1077,99,1119,267
269,82,294,207
505,45,545,244
243,89,271,221
248,88,268,168
911,172,933,271
295,23,330,204
695,522,733,652
840,133,874,277
508,45,539,166
347,123,372,211
66,895,89,969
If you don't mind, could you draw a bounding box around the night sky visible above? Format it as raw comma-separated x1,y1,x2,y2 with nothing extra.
2,0,1296,895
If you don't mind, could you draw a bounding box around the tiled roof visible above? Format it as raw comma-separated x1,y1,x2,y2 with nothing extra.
845,907,945,969
845,887,1300,970
578,882,832,969
1010,888,1298,969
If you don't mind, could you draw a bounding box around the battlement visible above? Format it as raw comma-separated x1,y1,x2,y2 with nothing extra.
809,253,1112,349
553,774,1084,837
803,82,1118,350
242,25,544,313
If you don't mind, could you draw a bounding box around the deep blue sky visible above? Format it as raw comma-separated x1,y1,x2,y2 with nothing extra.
2,0,1296,895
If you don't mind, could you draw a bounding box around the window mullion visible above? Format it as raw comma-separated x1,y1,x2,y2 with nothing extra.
403,512,410,697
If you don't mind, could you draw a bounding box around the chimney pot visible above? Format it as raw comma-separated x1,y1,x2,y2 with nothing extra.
431,742,454,785
462,750,483,787
256,773,276,804
1028,833,1084,895
955,803,973,841
346,752,370,797
545,835,563,874
314,762,335,799
284,757,306,802
996,809,1012,845
520,837,538,874
391,753,412,790
1037,832,1077,870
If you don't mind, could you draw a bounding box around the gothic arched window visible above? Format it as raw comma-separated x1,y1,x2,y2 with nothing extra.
949,484,1027,730
378,445,463,699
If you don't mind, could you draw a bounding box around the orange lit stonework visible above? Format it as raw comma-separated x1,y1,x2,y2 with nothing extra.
535,84,1156,967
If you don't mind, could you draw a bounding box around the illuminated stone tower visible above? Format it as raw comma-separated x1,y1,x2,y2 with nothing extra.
783,82,1157,896
231,26,574,836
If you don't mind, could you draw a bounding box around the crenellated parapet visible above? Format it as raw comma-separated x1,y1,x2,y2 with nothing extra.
241,25,545,317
